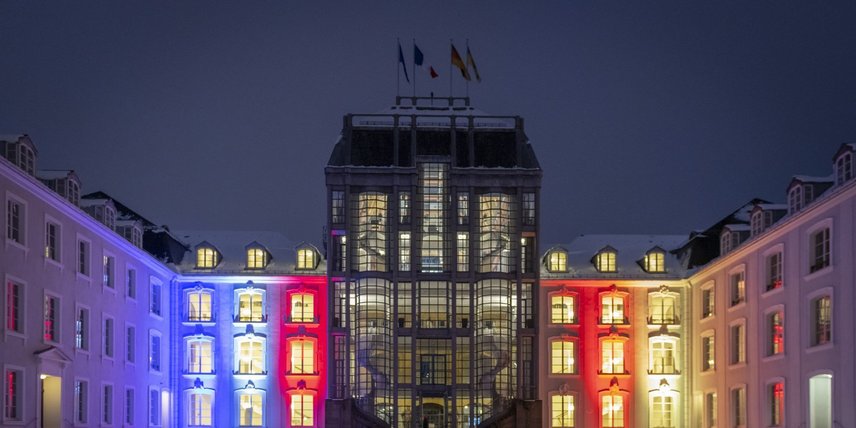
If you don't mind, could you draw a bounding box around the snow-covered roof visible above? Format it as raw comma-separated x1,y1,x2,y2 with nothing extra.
0,134,26,142
173,230,325,275
754,203,788,211
79,198,113,208
722,224,751,232
542,234,688,279
37,169,76,180
351,105,516,129
791,174,834,184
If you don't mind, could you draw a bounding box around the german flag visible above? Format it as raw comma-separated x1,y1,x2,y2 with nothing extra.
451,44,471,81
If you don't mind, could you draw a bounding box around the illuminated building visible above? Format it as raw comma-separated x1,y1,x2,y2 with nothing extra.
324,97,543,427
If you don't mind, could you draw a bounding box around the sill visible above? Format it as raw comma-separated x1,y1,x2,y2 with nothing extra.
5,239,27,252
125,295,137,303
149,312,163,321
76,272,91,282
597,371,630,376
45,257,63,269
728,362,747,370
547,372,579,378
700,314,716,323
648,370,681,375
804,265,833,281
548,322,579,327
103,285,117,294
597,321,630,328
727,301,746,312
233,371,268,376
762,353,785,363
183,371,216,376
699,369,716,376
762,285,785,298
75,347,90,355
286,371,320,376
183,319,216,325
5,330,25,340
806,342,834,354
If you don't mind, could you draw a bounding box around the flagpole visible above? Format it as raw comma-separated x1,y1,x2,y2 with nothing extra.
412,38,417,99
396,38,400,98
465,39,470,99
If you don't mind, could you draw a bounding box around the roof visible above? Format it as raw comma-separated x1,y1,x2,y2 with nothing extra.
79,198,114,209
753,203,788,211
791,174,834,184
542,234,688,279
173,230,325,275
37,169,77,180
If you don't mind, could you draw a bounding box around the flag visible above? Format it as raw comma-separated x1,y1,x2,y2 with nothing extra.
466,46,481,82
414,44,439,79
398,42,410,83
429,66,439,79
451,44,471,81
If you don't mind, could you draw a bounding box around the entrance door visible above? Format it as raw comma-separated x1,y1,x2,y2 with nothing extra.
41,375,62,428
809,374,832,428
421,402,444,428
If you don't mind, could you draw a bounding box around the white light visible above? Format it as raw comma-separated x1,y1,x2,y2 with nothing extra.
39,374,47,380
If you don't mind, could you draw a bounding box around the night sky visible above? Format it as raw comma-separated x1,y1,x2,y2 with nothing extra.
2,2,855,247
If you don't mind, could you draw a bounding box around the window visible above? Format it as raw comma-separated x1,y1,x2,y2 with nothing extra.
103,255,115,289
649,292,676,324
5,280,22,334
149,332,161,372
187,289,213,322
601,339,625,374
44,294,59,343
600,295,625,324
770,382,784,426
238,393,262,426
124,388,134,426
550,339,575,374
246,248,267,269
704,392,716,428
730,322,745,365
196,247,218,269
6,198,23,245
4,367,23,422
650,395,674,428
150,279,162,317
788,186,804,213
103,316,115,358
766,251,783,291
702,333,715,371
102,384,113,425
126,325,136,363
720,231,734,254
522,192,535,225
74,379,88,424
457,192,469,225
399,191,411,224
189,392,212,426
187,339,213,373
730,270,745,306
837,152,853,185
290,340,314,374
546,250,567,272
594,249,617,273
810,227,830,273
812,295,832,346
236,337,265,374
550,394,575,427
644,250,665,273
520,236,535,273
290,293,314,323
550,295,576,324
126,268,136,299
332,234,347,271
649,337,677,374
291,394,313,427
732,387,746,427
75,306,90,351
296,248,316,270
237,291,264,322
751,211,763,236
149,387,160,426
78,239,90,276
45,222,59,261
456,232,468,272
768,311,784,356
331,190,345,224
701,286,715,318
400,232,412,271
602,394,624,427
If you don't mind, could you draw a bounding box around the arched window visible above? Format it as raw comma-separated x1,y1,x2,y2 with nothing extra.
550,294,576,324
550,339,576,374
187,390,213,426
289,339,315,374
648,289,677,324
196,247,218,269
235,336,265,374
186,337,214,374
649,336,679,374
296,248,317,270
601,393,625,427
600,291,627,325
246,248,267,269
186,289,213,322
237,390,263,426
236,289,265,323
290,393,314,427
594,249,617,273
600,338,626,374
547,250,568,272
837,152,853,185
290,293,315,323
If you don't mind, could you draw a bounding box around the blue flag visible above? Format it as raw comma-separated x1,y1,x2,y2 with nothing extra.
398,42,410,83
414,44,424,67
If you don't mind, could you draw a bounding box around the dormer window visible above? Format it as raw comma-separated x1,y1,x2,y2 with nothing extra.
836,150,853,185
643,249,665,273
104,206,116,230
750,211,764,236
594,248,617,273
196,246,219,269
720,230,736,255
2,135,36,176
296,248,317,270
546,250,568,272
788,186,803,213
246,247,268,270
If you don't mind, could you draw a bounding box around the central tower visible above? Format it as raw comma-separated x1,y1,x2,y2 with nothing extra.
325,97,542,427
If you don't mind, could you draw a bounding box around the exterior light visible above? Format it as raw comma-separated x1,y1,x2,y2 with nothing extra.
40,374,47,380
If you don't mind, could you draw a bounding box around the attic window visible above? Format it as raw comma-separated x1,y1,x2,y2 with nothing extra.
247,248,267,270
644,250,665,273
547,250,568,272
296,248,316,270
837,152,853,185
594,249,617,273
196,247,218,269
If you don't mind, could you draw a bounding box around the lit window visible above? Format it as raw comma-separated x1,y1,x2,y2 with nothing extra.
187,339,213,373
290,394,313,427
701,286,715,319
602,394,624,427
400,232,412,271
74,379,88,424
595,249,617,273
547,250,567,272
189,393,212,426
810,228,831,273
600,295,625,324
521,236,535,273
550,340,575,374
290,293,314,323
732,387,746,427
649,292,676,324
196,247,218,269
550,295,576,324
644,250,665,273
457,192,469,225
290,340,315,374
399,191,411,224
601,339,625,374
5,280,22,335
770,382,784,427
768,311,784,356
766,252,783,291
522,192,536,226
730,271,745,306
730,323,745,365
149,332,161,372
187,290,213,322
237,291,264,323
6,198,24,245
813,296,832,346
456,232,468,272
837,152,853,185
550,394,575,427
704,392,717,428
103,255,115,289
44,294,59,343
45,222,59,261
236,338,265,374
331,190,345,224
702,333,715,371
296,248,316,270
238,393,263,426
649,337,677,374
788,186,804,213
650,395,674,428
75,307,90,351
246,248,267,269
4,368,23,421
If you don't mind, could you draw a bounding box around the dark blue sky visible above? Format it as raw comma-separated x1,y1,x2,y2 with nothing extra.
1,2,854,245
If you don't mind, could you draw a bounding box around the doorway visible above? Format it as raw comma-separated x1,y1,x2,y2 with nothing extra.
421,402,444,428
809,373,832,428
40,374,62,428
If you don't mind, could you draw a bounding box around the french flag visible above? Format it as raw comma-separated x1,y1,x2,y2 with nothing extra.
414,44,439,79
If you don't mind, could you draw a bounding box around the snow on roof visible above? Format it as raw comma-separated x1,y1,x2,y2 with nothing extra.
79,198,113,208
37,169,74,180
792,174,834,184
723,224,751,232
0,134,25,142
352,105,516,129
542,234,688,279
173,230,325,275
755,203,788,211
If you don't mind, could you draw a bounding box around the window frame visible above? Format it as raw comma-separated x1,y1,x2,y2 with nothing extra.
296,247,317,270
549,337,577,375
764,306,785,358
807,220,832,276
77,236,91,278
185,287,214,323
3,365,24,423
549,392,576,428
195,246,219,269
289,291,316,324
235,287,266,323
4,276,26,338
102,314,115,360
43,291,61,345
643,248,666,273
700,281,715,320
74,377,89,426
234,335,267,375
728,266,746,308
729,319,746,366
700,330,716,372
5,192,26,248
648,334,680,374
245,247,268,270
44,216,62,264
185,336,215,374
546,250,568,273
149,330,162,373
598,289,628,325
763,245,785,293
594,249,617,273
287,337,317,375
549,292,577,325
74,304,91,353
599,335,628,375
187,388,214,427
236,389,264,427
